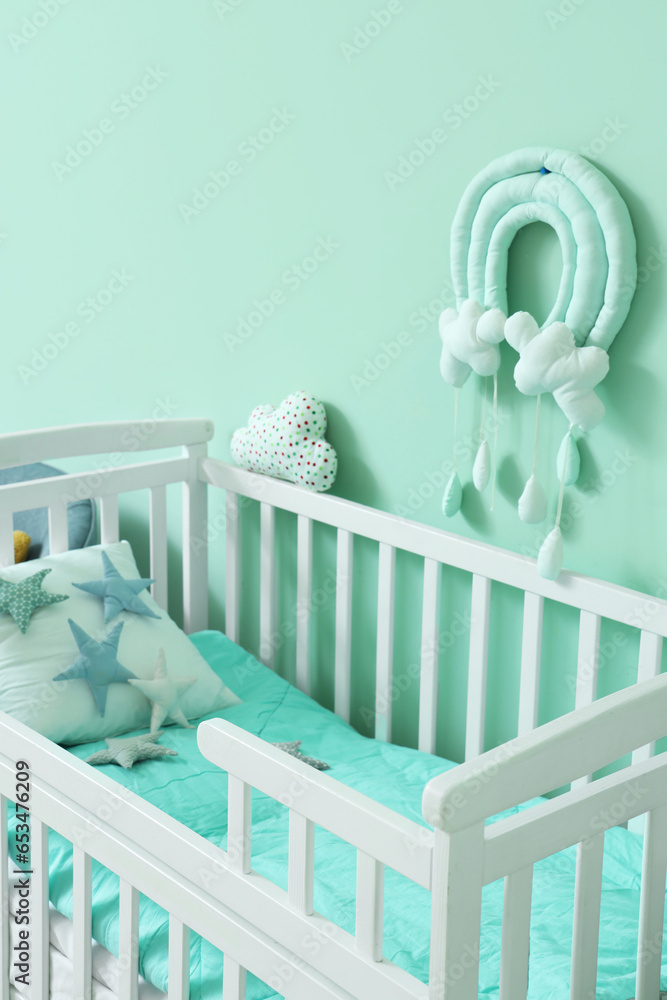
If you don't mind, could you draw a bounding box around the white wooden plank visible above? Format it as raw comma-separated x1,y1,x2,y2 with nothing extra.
499,866,532,1000
225,491,241,643
288,811,314,915
31,819,50,1000
334,528,353,722
183,443,209,634
629,630,664,834
202,459,667,637
0,511,15,567
465,574,491,760
418,558,441,754
99,493,120,545
356,851,383,961
0,796,8,994
259,503,277,669
228,776,252,874
168,915,190,1000
296,515,313,695
517,592,543,736
119,879,140,1000
48,500,69,555
570,834,604,1000
72,847,92,1000
149,485,169,610
222,956,247,1000
636,804,667,1000
429,825,485,1000
572,611,602,789
375,542,396,743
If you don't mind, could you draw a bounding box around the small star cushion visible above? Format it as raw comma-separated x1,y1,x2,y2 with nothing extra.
53,619,137,716
0,567,69,633
73,551,160,623
85,731,178,769
128,648,196,731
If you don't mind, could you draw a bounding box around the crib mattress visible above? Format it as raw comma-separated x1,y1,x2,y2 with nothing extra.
9,631,659,1000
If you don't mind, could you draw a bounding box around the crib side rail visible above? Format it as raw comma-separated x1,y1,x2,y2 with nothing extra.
422,663,667,833
0,711,428,1000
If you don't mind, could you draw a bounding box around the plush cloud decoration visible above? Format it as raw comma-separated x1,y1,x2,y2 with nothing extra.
438,299,507,387
504,312,610,431
231,391,337,492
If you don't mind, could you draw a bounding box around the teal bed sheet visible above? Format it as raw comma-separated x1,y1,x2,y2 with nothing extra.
11,631,660,999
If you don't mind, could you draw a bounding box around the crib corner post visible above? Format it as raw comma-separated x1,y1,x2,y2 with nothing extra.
183,442,209,634
428,824,484,1000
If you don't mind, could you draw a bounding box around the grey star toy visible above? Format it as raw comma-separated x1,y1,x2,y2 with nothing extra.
271,740,330,770
85,731,178,769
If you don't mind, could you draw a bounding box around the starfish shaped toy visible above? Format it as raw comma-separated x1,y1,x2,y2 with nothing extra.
73,552,160,623
53,619,136,715
271,740,330,770
128,648,195,732
85,731,178,769
0,568,69,633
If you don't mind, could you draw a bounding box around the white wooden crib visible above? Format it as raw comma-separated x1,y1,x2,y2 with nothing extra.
1,418,666,1000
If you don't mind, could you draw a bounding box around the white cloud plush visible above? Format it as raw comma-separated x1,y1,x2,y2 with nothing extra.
438,299,506,387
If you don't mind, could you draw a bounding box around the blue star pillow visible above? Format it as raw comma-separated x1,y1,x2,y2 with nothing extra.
0,541,240,745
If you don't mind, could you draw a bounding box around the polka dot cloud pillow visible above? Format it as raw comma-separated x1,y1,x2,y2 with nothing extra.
231,391,337,491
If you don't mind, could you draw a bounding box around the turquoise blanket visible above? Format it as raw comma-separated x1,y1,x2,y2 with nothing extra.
11,631,659,998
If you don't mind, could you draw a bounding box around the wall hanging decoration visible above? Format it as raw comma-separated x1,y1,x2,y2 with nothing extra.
439,147,637,579
231,391,338,492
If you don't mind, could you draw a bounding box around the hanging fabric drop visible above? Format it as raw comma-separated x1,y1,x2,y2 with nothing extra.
556,426,580,485
442,388,462,517
537,430,570,580
472,378,490,491
490,372,498,511
518,395,547,523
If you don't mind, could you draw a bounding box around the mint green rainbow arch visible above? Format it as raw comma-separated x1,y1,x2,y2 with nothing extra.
449,147,637,349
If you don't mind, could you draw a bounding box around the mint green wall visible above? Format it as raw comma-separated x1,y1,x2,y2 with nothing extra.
3,1,665,755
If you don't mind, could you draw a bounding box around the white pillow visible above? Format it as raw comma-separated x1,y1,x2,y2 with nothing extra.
0,541,240,745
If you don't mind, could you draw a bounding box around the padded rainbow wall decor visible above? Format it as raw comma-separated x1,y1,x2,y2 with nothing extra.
438,147,637,579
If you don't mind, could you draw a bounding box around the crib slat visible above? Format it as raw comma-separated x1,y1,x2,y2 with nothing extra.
1,796,8,993
222,956,247,1000
517,592,544,736
572,611,601,788
418,558,441,754
570,834,604,1000
636,803,667,1000
168,916,190,1000
296,514,313,694
225,492,241,643
499,865,533,1000
228,776,251,874
0,511,14,566
48,500,69,555
150,485,168,609
334,528,353,722
629,631,664,834
32,819,50,1000
465,574,491,760
288,811,314,915
119,880,140,1000
375,542,396,743
259,503,276,669
72,847,92,1000
356,851,384,961
99,493,120,544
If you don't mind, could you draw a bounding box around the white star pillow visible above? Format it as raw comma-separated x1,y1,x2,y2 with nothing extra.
128,648,196,732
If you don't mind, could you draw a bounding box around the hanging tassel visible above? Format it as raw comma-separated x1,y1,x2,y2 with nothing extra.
518,395,547,523
472,378,491,491
556,426,580,485
537,427,570,580
489,371,498,511
443,388,462,517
